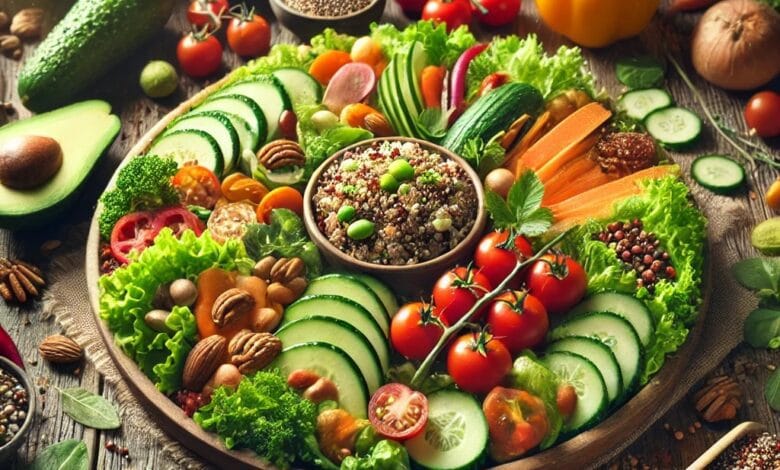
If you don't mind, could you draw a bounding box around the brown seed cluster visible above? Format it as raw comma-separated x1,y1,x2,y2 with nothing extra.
595,132,657,176
173,390,210,418
0,258,45,304
595,219,676,293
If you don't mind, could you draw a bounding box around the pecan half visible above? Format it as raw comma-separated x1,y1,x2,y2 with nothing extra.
692,375,742,422
182,335,227,391
39,335,82,364
212,288,254,327
256,140,305,170
228,330,281,374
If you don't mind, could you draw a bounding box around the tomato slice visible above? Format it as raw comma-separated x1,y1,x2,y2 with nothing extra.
110,212,157,264
151,206,205,237
368,383,428,441
171,165,222,209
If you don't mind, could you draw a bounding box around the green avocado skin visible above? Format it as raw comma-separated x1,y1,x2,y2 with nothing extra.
18,0,175,112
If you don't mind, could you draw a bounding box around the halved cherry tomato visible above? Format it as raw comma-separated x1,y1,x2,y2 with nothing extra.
220,172,268,204
474,229,534,288
390,302,444,360
186,0,229,28
256,186,304,223
151,206,205,238
227,11,271,57
368,383,429,440
421,65,446,109
172,165,222,209
526,253,587,314
110,212,157,264
483,386,549,462
486,291,548,354
309,50,352,86
447,330,512,394
478,72,511,97
432,266,493,325
177,33,223,78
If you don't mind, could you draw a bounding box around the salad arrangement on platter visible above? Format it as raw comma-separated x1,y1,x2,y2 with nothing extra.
94,20,707,469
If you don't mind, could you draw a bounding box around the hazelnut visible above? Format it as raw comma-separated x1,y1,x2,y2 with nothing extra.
169,278,198,307
0,135,63,189
203,364,242,397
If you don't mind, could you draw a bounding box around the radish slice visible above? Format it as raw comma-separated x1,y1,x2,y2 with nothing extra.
322,63,377,115
449,43,488,115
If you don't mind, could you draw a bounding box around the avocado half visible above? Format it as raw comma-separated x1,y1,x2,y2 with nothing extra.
0,100,121,230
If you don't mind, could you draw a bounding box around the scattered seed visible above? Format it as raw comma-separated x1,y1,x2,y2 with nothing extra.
674,431,684,440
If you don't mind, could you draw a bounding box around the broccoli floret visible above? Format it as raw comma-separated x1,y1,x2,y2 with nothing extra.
98,155,180,238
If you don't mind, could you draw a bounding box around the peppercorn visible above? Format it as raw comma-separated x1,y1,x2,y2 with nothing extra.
0,368,28,445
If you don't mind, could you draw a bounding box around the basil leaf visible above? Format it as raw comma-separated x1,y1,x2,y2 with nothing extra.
30,440,89,470
616,56,665,90
732,258,780,292
765,368,780,411
59,387,120,429
743,308,780,349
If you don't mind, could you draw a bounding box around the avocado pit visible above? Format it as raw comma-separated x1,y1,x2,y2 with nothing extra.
0,135,63,189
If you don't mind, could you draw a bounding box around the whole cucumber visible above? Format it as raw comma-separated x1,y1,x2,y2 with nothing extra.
18,0,175,112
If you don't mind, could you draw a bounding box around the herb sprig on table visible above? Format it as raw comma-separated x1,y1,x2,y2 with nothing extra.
485,170,553,236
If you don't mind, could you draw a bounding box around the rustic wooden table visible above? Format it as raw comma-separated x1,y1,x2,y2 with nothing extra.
0,0,777,469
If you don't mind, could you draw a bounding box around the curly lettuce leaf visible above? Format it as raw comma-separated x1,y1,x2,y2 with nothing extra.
99,229,251,393
370,20,476,68
227,43,317,85
341,440,411,470
311,28,357,54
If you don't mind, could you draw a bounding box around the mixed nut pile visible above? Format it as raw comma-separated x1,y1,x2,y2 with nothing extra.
0,8,43,60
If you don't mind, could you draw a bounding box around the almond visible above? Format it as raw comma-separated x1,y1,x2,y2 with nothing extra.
363,113,394,137
182,335,227,391
39,335,82,364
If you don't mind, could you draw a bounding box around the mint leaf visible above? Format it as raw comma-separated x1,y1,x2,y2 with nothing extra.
461,137,507,178
485,189,515,228
732,258,780,292
516,207,553,236
616,56,665,90
485,170,552,236
509,170,545,220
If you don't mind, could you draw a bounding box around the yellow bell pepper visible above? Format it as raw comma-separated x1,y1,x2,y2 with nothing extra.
535,0,660,48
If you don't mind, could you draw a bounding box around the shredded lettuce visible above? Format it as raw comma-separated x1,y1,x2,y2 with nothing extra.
227,43,317,85
242,209,323,277
310,28,357,55
99,229,251,393
370,20,476,68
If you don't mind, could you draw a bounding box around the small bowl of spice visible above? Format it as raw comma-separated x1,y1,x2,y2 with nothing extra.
689,421,779,469
0,357,34,463
269,0,386,40
304,137,487,296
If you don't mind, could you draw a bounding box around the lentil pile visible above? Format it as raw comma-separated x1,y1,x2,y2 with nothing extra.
283,0,371,17
595,218,676,292
711,432,780,469
313,141,478,265
0,367,28,446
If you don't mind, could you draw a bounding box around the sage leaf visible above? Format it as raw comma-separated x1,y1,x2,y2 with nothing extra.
59,387,120,429
30,440,88,470
732,258,780,292
616,56,665,90
743,308,780,349
765,368,780,412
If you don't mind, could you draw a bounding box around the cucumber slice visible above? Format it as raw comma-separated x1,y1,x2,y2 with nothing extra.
166,111,239,172
215,75,292,140
271,68,322,109
147,129,223,176
404,41,426,117
550,312,644,395
540,351,608,434
405,390,488,470
547,337,623,405
198,94,266,150
644,106,702,149
570,292,654,347
276,316,383,393
691,154,745,194
219,112,255,166
271,342,368,418
349,273,399,316
281,295,390,373
379,54,413,136
303,274,390,335
618,88,672,121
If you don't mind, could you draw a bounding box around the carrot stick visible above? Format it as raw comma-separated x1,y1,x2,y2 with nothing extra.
535,133,599,183
505,111,551,173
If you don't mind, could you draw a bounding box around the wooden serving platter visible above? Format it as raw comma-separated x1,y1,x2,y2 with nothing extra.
85,73,712,470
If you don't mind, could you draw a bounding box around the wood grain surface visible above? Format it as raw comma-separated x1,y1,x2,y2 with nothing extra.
0,0,778,469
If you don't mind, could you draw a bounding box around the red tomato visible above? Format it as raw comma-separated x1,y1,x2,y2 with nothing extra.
478,72,511,97
474,230,534,288
422,0,472,31
186,0,229,28
391,302,444,360
744,91,780,138
432,266,493,325
177,33,223,78
447,331,511,394
368,383,428,440
486,291,548,354
227,13,271,57
482,386,549,462
471,0,521,27
151,206,205,238
395,0,428,15
110,212,157,264
526,253,587,314
171,165,221,209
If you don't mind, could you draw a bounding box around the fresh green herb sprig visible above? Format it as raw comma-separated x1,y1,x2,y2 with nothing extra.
485,170,553,237
461,137,507,178
734,257,780,349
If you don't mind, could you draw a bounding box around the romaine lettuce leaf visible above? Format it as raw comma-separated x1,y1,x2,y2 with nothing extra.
370,20,476,68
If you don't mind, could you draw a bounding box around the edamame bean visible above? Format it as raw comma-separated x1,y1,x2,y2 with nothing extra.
379,173,400,192
337,205,356,222
347,219,375,240
388,159,414,181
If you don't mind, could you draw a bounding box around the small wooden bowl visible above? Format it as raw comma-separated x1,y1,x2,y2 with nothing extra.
686,421,768,469
303,137,487,298
269,0,386,40
0,357,36,464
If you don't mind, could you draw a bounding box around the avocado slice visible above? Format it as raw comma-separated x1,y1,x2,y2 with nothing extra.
0,100,120,230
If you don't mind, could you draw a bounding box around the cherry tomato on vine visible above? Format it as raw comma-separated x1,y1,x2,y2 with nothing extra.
171,165,221,209
486,291,548,354
526,253,587,314
471,0,521,27
186,0,229,29
177,33,223,78
227,11,271,57
744,91,780,138
473,229,534,288
368,383,429,440
422,0,472,32
483,386,549,463
432,266,493,325
390,302,444,360
447,331,512,394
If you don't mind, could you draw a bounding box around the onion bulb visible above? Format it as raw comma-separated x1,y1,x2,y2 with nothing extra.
691,0,780,90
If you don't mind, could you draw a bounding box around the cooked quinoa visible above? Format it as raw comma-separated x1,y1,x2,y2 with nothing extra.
313,141,478,265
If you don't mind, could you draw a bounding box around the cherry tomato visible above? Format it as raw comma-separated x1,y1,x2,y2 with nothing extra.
220,172,268,204
177,33,223,78
482,386,549,462
395,0,428,15
473,230,534,288
478,72,511,97
432,266,493,325
422,0,472,32
390,302,444,360
486,291,548,354
186,0,229,28
526,253,587,314
110,212,157,264
447,331,512,394
227,13,271,57
171,165,222,209
368,383,429,440
744,90,780,138
150,206,205,238
471,0,521,27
